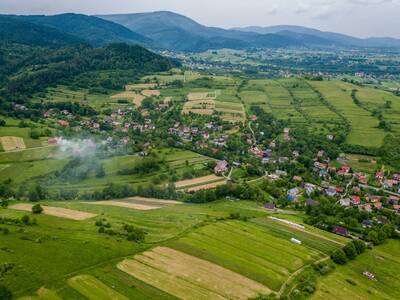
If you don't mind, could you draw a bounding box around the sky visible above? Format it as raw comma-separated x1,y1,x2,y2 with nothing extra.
1,0,400,38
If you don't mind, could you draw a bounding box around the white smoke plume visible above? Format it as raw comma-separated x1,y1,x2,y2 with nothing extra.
55,137,97,158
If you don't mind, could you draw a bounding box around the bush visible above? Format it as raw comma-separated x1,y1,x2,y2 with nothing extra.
352,240,366,255
21,215,30,224
343,242,358,260
32,204,43,214
331,249,348,265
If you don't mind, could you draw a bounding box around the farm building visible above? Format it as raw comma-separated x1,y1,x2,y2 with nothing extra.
332,226,348,236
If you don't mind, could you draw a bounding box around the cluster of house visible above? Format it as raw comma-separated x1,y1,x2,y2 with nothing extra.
168,122,227,148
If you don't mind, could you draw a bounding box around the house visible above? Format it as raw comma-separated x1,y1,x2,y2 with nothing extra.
359,204,372,212
351,195,361,205
58,120,69,127
264,203,276,210
214,160,229,174
287,188,300,201
305,183,316,195
325,187,337,197
47,138,58,145
332,226,348,236
375,171,384,181
314,162,327,170
366,194,381,203
393,174,400,181
275,170,288,177
362,220,373,228
363,271,375,280
377,216,388,224
293,176,303,182
389,195,400,204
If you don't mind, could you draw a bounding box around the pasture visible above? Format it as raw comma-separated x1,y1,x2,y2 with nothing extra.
83,196,180,211
312,240,400,300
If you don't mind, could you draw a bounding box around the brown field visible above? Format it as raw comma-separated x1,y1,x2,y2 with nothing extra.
187,92,216,101
175,174,223,189
141,89,160,97
125,83,158,90
186,180,227,192
118,247,270,300
10,204,97,220
83,201,161,211
0,136,26,151
111,91,145,107
163,97,172,104
124,196,181,205
182,99,216,116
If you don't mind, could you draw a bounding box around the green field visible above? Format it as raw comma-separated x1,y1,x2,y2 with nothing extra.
312,240,400,300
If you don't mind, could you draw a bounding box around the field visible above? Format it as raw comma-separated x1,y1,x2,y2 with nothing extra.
166,220,340,293
312,240,400,300
118,247,270,300
110,91,145,107
10,203,97,220
0,136,26,151
174,174,226,190
68,275,128,300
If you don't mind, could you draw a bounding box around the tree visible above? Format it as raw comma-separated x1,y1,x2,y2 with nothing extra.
352,240,366,255
95,165,106,178
32,203,43,214
0,285,12,300
331,249,348,265
343,243,358,260
21,215,30,224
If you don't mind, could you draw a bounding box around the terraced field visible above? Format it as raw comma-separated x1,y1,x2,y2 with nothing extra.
309,81,385,147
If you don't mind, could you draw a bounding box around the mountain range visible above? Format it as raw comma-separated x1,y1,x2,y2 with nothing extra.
1,11,400,51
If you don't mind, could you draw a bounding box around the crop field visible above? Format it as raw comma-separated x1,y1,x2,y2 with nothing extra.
33,86,111,109
10,203,97,220
0,127,45,150
18,287,62,300
185,179,228,192
174,174,225,190
118,246,270,300
110,91,145,107
83,196,180,210
182,99,215,115
0,136,26,151
312,240,400,300
167,221,324,293
125,83,158,90
68,275,128,300
309,81,385,147
141,89,160,97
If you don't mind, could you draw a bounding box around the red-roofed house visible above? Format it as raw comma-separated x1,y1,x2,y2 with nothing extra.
352,195,361,205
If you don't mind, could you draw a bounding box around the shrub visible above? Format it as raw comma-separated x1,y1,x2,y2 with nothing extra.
331,249,348,265
352,240,366,255
21,215,30,224
343,242,358,260
32,204,43,214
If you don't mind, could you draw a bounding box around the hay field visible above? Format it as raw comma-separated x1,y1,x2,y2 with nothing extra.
10,204,97,220
186,179,227,192
84,201,161,211
0,136,26,151
111,91,145,107
168,221,323,292
68,275,129,300
187,92,216,101
141,89,160,97
118,247,270,300
182,99,215,115
175,174,223,189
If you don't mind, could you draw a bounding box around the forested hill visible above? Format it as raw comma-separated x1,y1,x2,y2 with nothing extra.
0,15,84,48
0,43,179,116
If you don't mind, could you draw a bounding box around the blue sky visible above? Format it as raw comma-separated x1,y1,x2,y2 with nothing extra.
1,0,399,38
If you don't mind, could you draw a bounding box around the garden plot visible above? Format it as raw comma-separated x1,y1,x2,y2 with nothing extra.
0,136,26,151
141,89,160,97
125,83,158,90
10,203,97,220
118,247,270,300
